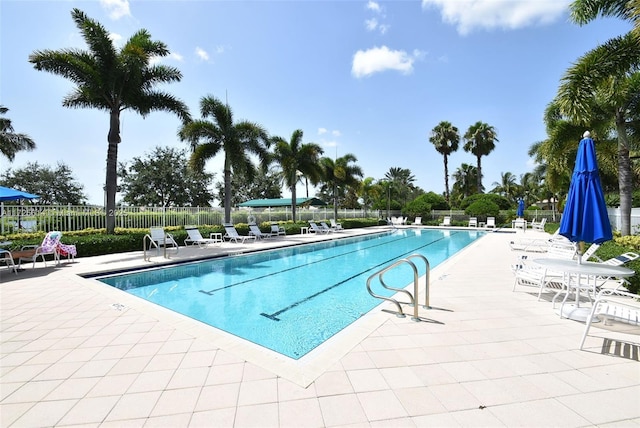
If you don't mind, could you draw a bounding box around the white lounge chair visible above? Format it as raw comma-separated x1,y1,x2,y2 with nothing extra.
18,231,77,268
330,219,344,231
249,224,272,240
580,289,640,351
412,217,422,225
309,221,330,234
223,223,256,243
320,222,335,233
147,227,179,254
468,217,478,227
439,216,451,227
486,217,496,228
1,249,18,274
270,223,286,236
531,218,547,231
184,227,219,248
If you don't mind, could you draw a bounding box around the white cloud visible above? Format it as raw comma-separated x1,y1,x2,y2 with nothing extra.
332,130,341,137
351,46,416,78
195,47,209,61
318,128,328,135
365,18,378,31
150,52,183,65
366,1,381,13
100,0,131,20
421,0,570,35
108,33,123,45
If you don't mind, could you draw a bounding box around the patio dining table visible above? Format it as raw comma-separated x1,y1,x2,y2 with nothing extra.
533,258,635,322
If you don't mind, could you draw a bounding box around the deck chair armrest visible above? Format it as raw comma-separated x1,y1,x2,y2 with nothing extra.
20,245,38,250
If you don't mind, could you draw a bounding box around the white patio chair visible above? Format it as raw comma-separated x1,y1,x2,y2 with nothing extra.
223,224,256,243
580,289,640,351
330,219,344,231
411,217,422,226
439,216,451,227
309,221,330,234
486,217,496,228
184,227,219,248
147,227,179,254
249,224,272,240
1,249,18,274
468,217,478,227
270,223,286,236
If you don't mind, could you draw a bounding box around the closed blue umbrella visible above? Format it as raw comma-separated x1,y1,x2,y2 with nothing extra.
517,199,524,217
0,186,39,202
559,132,612,248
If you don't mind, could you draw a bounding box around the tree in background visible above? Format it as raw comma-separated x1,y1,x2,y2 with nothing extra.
0,106,35,162
320,154,363,220
450,163,481,207
554,0,640,235
179,95,270,224
463,122,499,193
490,171,518,203
271,129,324,222
429,121,460,203
30,9,190,234
384,167,416,208
0,162,86,204
358,177,383,217
118,146,215,207
214,168,282,207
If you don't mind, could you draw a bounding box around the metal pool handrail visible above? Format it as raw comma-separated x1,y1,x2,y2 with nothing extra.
366,253,430,321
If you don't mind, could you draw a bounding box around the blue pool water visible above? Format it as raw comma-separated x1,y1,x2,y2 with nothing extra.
98,228,483,359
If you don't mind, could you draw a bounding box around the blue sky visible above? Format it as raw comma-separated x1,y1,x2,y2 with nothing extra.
0,0,631,205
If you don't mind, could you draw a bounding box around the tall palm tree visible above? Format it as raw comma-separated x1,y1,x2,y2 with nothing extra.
429,121,460,203
463,122,499,194
271,129,324,222
320,154,363,220
0,106,36,162
555,0,640,235
179,95,270,224
29,9,190,234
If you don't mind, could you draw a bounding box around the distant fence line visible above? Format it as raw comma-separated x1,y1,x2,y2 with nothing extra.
1,204,637,235
0,204,377,234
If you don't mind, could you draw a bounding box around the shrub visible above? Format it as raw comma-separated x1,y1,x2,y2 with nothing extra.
465,200,500,219
459,193,511,210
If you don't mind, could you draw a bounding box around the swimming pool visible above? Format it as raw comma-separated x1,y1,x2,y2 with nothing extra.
98,228,483,359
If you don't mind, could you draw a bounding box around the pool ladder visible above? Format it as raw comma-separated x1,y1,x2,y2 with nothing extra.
366,254,430,321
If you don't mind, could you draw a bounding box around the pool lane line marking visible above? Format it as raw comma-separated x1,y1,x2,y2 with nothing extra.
197,232,416,295
260,233,452,321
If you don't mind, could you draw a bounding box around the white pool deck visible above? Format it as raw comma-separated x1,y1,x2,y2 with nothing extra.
1,226,639,427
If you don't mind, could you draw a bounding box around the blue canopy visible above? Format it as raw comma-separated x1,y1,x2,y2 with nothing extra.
0,186,39,202
516,199,524,217
559,136,612,244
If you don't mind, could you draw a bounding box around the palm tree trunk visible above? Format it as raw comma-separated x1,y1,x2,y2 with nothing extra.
616,113,632,235
476,155,483,193
223,158,232,224
291,171,297,223
444,155,450,203
105,109,120,234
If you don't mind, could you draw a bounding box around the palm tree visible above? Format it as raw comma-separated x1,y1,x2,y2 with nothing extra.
429,121,460,203
29,9,190,234
555,0,640,235
463,122,499,193
384,167,416,207
358,177,382,218
271,130,324,222
320,154,363,220
0,106,36,162
450,163,480,206
179,96,270,224
491,171,518,202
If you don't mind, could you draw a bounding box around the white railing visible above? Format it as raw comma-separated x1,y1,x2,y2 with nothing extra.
0,204,378,234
